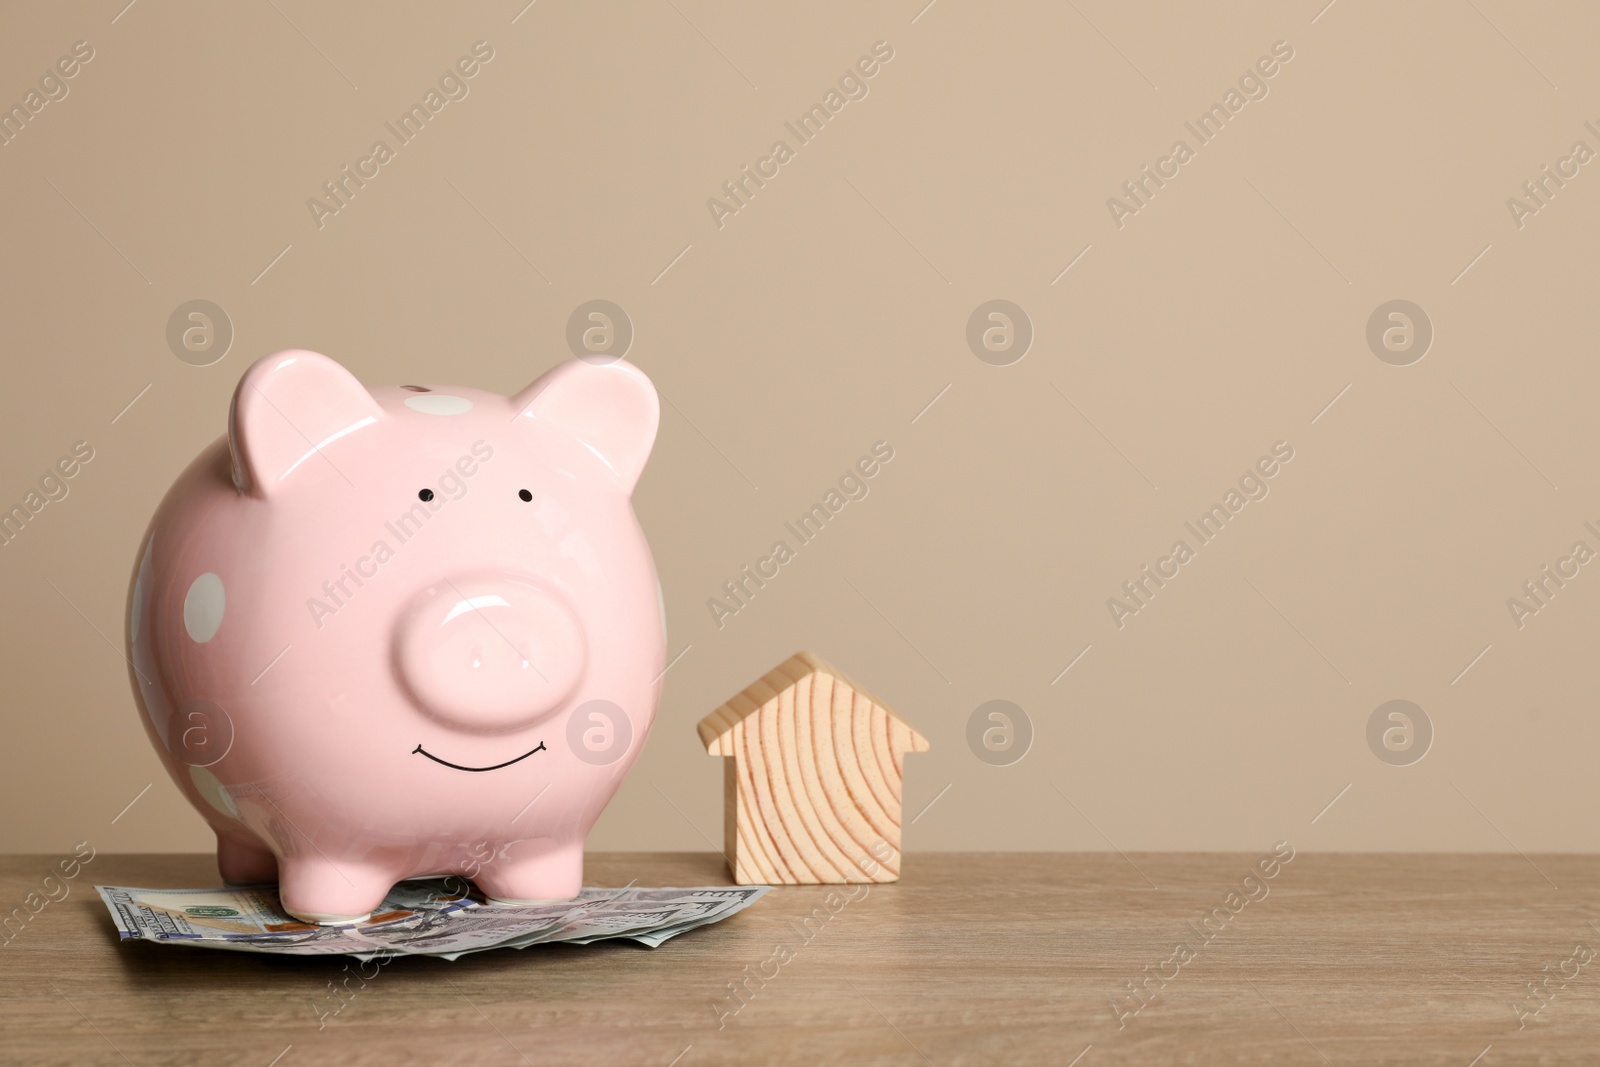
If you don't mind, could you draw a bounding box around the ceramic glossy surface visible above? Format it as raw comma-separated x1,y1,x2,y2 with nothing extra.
126,350,664,922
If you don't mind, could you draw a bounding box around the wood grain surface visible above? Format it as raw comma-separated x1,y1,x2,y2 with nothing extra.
698,652,930,885
2,851,1599,1066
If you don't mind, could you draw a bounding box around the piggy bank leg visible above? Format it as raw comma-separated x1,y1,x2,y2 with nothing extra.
217,833,278,885
475,839,584,903
278,858,395,925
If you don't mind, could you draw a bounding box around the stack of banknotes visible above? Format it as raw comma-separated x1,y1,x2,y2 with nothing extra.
94,879,768,959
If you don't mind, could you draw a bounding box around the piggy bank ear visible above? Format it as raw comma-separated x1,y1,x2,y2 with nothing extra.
511,359,660,493
228,350,383,496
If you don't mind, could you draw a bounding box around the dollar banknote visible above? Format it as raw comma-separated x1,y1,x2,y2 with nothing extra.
94,880,768,958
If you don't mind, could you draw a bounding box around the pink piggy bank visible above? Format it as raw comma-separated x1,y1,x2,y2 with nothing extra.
126,350,664,923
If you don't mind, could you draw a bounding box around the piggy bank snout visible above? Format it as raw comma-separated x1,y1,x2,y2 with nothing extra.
395,575,586,732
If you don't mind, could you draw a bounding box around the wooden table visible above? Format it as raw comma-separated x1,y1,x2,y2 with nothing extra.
2,852,1597,1065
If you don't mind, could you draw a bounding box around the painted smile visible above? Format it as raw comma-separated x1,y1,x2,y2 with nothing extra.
411,741,547,772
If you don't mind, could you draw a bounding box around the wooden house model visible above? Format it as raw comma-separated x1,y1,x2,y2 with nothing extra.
696,651,929,885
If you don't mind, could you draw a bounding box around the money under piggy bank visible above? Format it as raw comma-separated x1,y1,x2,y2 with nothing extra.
126,350,664,923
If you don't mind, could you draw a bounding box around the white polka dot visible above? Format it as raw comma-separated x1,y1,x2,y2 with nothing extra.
189,765,238,818
184,573,226,642
405,394,473,415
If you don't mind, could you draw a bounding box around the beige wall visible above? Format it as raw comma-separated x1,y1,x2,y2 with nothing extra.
2,0,1595,859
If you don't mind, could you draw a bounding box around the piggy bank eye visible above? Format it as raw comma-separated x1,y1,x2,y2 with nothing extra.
518,489,532,502
418,488,435,502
